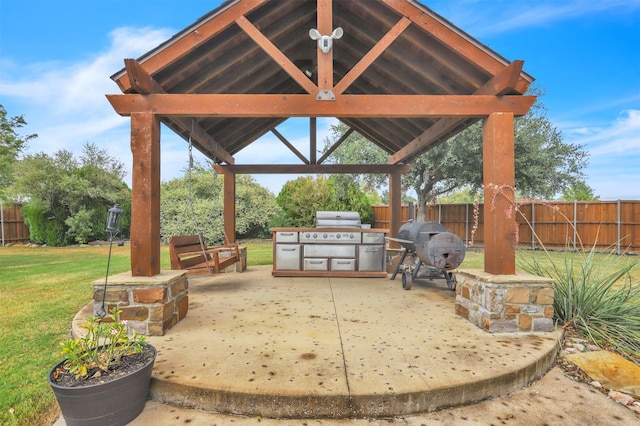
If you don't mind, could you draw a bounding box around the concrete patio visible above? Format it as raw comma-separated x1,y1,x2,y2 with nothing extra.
80,265,562,419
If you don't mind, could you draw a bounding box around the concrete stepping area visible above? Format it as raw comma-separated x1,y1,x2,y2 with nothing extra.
138,265,559,419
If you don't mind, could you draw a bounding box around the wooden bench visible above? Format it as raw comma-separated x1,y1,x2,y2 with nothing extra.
168,234,240,276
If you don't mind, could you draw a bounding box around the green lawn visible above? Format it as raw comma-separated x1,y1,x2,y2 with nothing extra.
0,242,636,425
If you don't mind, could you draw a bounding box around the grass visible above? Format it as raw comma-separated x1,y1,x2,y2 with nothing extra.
0,241,271,426
0,242,636,425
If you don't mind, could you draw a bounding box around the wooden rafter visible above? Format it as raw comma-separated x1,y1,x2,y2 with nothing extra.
388,60,526,164
123,59,235,164
107,94,535,117
213,163,412,174
113,0,269,93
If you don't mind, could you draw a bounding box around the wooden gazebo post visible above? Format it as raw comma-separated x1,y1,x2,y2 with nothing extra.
130,112,161,277
482,112,516,275
388,170,402,248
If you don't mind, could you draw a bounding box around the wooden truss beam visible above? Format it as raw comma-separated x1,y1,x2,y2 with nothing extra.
317,0,334,96
334,16,411,95
317,127,355,164
271,128,309,164
106,94,535,118
388,61,527,164
236,15,317,95
124,59,235,164
212,163,412,174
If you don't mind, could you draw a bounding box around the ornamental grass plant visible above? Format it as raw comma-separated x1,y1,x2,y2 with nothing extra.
519,245,640,356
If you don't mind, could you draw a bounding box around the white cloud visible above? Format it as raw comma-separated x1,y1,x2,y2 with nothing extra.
433,0,640,37
567,109,640,155
561,109,640,199
0,26,174,185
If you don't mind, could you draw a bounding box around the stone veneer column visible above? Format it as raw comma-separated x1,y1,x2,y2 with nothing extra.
455,269,555,333
92,270,188,336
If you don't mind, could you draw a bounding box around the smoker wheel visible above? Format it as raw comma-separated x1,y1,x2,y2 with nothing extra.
402,270,413,290
444,272,456,291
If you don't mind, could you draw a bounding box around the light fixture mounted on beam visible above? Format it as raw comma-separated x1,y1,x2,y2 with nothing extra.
309,27,343,53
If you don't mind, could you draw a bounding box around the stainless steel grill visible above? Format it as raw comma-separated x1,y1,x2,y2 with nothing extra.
315,211,361,228
297,211,363,244
272,211,386,276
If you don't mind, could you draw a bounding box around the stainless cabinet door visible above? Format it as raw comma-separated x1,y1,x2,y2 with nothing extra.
358,245,385,271
275,244,301,270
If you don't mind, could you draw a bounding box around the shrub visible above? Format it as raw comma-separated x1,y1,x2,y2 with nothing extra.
519,246,640,355
65,208,94,244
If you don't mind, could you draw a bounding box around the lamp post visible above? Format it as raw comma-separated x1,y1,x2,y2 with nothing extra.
107,204,123,232
97,204,123,318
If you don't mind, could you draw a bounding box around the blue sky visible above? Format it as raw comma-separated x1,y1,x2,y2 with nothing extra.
1,0,639,200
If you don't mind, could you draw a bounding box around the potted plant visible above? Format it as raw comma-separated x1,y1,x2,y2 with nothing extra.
48,307,156,426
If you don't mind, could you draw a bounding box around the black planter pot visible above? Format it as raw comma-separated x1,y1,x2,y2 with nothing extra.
48,344,156,426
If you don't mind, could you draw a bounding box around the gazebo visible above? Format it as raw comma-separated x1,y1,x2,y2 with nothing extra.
105,0,551,335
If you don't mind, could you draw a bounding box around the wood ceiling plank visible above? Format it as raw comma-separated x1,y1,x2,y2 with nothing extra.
235,15,318,95
114,0,269,93
334,16,411,95
106,93,536,118
382,0,533,92
381,0,509,76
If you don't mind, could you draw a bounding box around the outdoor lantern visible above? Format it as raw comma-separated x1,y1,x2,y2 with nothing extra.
106,204,123,232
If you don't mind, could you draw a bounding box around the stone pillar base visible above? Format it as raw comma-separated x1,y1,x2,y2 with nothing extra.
455,269,555,333
92,270,188,336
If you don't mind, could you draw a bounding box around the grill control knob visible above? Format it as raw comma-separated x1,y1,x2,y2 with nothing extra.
305,233,310,238
349,233,354,239
336,234,341,239
313,233,317,238
323,233,328,238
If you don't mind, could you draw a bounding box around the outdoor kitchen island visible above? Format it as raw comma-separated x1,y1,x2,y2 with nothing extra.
271,227,388,277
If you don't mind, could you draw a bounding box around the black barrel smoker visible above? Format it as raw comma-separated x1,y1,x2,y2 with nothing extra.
388,221,466,290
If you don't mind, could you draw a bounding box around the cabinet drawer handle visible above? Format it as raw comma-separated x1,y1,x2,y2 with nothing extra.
336,261,351,264
309,260,324,264
363,248,379,252
280,232,295,236
281,248,297,251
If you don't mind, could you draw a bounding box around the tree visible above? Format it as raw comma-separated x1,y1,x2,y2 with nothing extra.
561,181,600,201
10,143,130,245
274,175,374,227
275,176,331,228
0,105,37,202
321,123,388,192
326,175,374,224
322,86,589,220
160,166,280,243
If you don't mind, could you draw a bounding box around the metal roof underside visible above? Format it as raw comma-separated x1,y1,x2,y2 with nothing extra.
110,0,534,165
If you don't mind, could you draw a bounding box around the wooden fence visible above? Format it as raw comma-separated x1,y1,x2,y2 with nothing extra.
5,201,640,252
1,204,30,245
373,200,640,254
